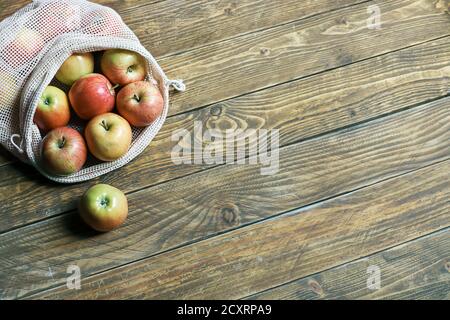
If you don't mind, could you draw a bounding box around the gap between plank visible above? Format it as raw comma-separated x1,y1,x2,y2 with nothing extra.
0,28,448,171
22,158,450,299
241,225,450,300
156,0,373,60
1,91,449,237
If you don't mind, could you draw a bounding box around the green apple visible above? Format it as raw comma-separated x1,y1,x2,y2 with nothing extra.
85,113,132,161
100,49,146,86
34,86,71,132
55,52,95,86
78,184,128,232
4,28,45,68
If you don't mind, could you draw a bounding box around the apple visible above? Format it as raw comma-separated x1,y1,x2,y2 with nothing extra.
117,81,164,127
35,2,82,39
69,73,116,120
55,52,95,86
85,113,132,161
41,127,87,175
0,71,17,109
34,86,71,132
100,49,146,86
3,28,45,68
83,9,122,36
78,184,128,232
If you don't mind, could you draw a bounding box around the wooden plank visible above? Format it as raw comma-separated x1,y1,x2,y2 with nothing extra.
1,36,449,232
3,1,448,117
0,0,367,58
1,98,449,299
0,0,368,165
161,0,450,116
116,0,369,58
30,160,450,299
247,228,450,300
1,0,448,168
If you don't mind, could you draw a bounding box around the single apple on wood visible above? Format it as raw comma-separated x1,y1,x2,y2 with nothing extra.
85,113,132,161
56,52,95,86
69,73,116,120
41,127,87,176
100,49,146,86
34,86,71,132
78,184,128,232
117,81,164,127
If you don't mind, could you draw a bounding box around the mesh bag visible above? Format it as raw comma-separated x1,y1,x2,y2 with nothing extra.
0,0,185,183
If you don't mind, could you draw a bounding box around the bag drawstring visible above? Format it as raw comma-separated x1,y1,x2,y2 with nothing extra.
10,134,24,154
167,79,186,92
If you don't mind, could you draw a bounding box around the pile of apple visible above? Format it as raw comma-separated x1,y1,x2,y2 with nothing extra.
37,49,163,176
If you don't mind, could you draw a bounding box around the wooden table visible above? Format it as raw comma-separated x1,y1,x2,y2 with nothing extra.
0,0,449,300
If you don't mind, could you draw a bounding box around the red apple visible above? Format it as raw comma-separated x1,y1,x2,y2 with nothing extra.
56,52,95,86
69,73,116,120
117,81,164,127
85,113,132,161
3,28,45,68
34,86,71,132
100,49,146,86
79,184,128,232
41,127,87,175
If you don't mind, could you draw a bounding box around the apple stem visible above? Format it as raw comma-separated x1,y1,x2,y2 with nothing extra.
112,84,120,90
100,197,109,207
100,120,110,131
58,137,66,149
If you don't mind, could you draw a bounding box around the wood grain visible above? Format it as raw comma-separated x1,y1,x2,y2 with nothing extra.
247,228,450,300
31,160,450,299
0,0,368,165
0,0,368,58
161,0,450,116
1,0,449,166
1,98,449,299
1,36,449,233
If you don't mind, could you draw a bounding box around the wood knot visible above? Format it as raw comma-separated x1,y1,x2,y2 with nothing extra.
349,109,356,117
260,47,271,56
338,53,353,65
224,2,237,15
221,204,240,226
210,104,223,117
308,279,324,296
338,17,349,25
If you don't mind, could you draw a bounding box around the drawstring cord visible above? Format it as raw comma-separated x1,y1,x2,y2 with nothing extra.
167,79,186,92
10,134,24,153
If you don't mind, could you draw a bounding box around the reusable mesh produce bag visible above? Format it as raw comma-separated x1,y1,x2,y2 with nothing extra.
0,0,185,183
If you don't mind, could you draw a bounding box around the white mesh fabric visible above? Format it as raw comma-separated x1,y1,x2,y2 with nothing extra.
0,0,184,183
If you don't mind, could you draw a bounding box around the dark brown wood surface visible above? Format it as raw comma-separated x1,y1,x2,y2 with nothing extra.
0,0,449,300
